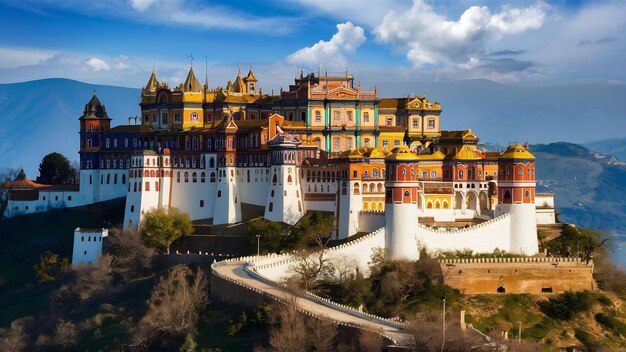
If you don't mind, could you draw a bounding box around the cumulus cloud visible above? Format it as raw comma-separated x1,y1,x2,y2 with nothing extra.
129,0,158,12
375,0,546,67
287,21,366,68
86,57,111,71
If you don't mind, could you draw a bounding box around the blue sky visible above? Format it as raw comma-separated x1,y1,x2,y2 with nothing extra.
0,0,624,90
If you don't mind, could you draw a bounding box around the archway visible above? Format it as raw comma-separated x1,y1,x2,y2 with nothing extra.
479,191,489,212
466,192,479,212
497,285,506,294
454,192,464,210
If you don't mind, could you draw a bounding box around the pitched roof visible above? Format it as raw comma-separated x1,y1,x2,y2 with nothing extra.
183,66,201,92
244,69,257,82
232,70,247,93
80,91,110,120
145,69,159,92
386,145,419,161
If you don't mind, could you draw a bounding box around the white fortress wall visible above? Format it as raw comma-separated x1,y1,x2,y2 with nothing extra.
170,169,217,220
415,213,512,254
418,208,456,222
237,167,271,206
358,211,385,233
252,227,386,282
5,189,83,218
302,200,336,213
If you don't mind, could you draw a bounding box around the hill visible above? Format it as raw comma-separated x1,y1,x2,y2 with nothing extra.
532,142,626,267
0,78,139,177
379,79,626,146
584,137,626,162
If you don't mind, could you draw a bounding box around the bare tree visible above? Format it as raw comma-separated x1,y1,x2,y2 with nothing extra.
105,228,154,282
307,317,337,352
333,255,358,284
268,298,308,352
289,219,335,291
53,319,78,350
132,265,208,348
0,168,20,220
0,317,31,352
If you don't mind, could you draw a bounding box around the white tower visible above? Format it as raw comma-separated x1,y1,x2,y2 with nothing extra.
72,227,108,268
338,163,363,240
264,126,306,225
495,144,539,255
384,146,420,261
123,150,171,232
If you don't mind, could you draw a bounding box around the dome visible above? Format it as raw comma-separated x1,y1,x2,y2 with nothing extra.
500,144,535,160
386,146,419,161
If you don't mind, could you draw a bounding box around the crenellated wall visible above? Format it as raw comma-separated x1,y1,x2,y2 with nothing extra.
439,257,594,294
415,213,511,254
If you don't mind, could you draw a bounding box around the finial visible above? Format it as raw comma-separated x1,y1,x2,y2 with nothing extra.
187,52,194,66
317,65,320,77
345,66,348,76
92,90,96,96
300,67,303,77
238,65,241,74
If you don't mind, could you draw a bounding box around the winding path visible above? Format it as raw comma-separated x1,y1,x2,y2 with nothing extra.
211,258,414,345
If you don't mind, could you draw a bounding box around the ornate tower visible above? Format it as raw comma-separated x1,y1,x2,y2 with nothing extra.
244,68,258,94
495,144,538,255
78,91,112,203
384,146,420,261
213,117,242,225
264,126,306,225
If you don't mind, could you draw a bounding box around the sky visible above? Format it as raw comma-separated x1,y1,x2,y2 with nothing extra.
0,0,625,91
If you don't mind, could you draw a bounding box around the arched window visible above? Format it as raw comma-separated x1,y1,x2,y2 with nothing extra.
177,172,181,183
192,172,197,183
184,172,189,183
341,182,347,195
272,173,278,184
210,172,216,182
504,190,511,199
458,169,464,179
354,183,360,195
201,172,206,183
372,169,379,178
307,170,311,182
287,175,293,184
105,139,110,148
353,170,358,178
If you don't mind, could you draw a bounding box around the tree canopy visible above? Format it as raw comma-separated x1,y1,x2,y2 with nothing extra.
139,208,193,254
37,152,77,185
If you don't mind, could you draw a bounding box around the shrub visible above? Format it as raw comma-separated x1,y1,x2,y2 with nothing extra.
595,313,626,336
543,291,592,320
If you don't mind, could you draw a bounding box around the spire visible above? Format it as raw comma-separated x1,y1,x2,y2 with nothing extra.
204,56,209,90
233,69,246,93
183,65,201,92
80,91,109,119
244,68,257,82
145,68,159,93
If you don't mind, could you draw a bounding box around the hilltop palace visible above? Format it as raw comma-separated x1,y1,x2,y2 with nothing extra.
5,67,557,260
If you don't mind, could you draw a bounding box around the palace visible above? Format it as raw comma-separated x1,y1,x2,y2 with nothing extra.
4,67,556,260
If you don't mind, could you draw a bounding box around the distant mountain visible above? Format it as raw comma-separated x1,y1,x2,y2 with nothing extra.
379,79,626,146
0,78,139,177
3,78,626,180
584,137,626,162
531,142,626,266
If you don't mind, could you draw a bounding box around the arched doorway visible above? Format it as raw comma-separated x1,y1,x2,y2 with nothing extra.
466,192,479,213
454,192,464,210
479,191,489,212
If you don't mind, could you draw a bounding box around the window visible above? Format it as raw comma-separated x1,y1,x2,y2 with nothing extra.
201,172,206,183
145,182,150,191
346,111,353,121
153,114,157,123
190,112,199,122
210,172,216,182
394,139,400,147
386,116,393,126
412,119,419,128
363,112,369,123
315,110,321,122
105,139,110,148
200,200,204,207
382,140,388,148
192,172,197,183
422,171,428,178
401,168,406,176
428,119,435,129
431,171,437,178
458,170,464,179
155,181,159,191
174,113,181,123
518,168,523,175
184,172,189,183
364,138,370,147
334,111,340,121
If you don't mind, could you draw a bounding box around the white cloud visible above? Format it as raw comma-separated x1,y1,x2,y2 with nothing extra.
86,58,111,72
287,22,366,68
129,0,158,12
375,0,546,67
0,47,56,69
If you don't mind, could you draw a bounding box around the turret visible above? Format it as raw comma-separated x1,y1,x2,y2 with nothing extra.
495,144,538,255
264,125,306,225
384,146,420,261
244,68,258,94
